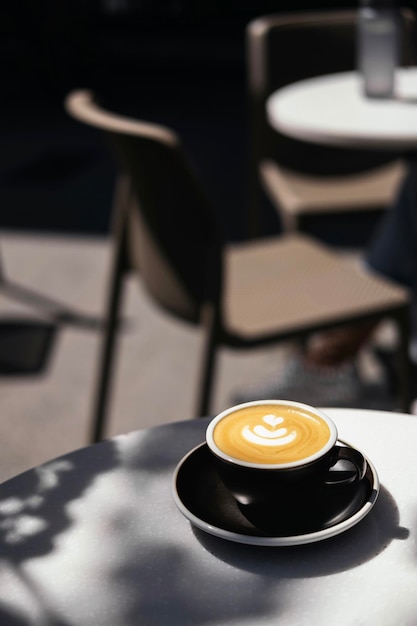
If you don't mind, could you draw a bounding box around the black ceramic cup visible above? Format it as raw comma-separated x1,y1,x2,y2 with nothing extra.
206,400,366,528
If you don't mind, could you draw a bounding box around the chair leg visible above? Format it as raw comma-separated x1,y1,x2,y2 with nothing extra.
90,174,131,444
91,272,126,443
90,241,127,444
195,303,219,418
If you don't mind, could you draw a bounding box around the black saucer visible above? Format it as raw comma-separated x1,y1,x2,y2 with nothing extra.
172,442,379,546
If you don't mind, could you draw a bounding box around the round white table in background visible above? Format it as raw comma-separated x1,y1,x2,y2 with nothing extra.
0,408,416,625
267,67,417,150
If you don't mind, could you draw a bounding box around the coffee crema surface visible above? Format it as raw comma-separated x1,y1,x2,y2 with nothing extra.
213,404,331,465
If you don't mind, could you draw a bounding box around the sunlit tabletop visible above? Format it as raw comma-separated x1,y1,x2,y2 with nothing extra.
0,408,416,625
267,67,417,150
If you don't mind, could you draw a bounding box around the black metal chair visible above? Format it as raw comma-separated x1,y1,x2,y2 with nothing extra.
65,89,412,443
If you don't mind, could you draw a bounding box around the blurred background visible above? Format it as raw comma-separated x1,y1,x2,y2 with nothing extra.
2,0,381,243
0,0,412,482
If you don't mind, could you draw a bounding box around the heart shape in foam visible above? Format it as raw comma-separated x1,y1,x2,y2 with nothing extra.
262,414,284,428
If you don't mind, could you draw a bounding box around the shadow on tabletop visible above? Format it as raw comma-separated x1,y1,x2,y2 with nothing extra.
193,483,407,577
0,439,121,625
0,439,119,563
0,605,70,626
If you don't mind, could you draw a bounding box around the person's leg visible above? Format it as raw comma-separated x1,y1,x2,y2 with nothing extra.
366,158,417,293
305,158,417,369
304,320,377,367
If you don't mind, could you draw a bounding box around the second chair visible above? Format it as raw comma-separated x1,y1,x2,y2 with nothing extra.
245,9,416,237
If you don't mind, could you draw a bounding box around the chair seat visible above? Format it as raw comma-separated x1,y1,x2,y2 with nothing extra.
260,158,407,230
65,88,413,440
224,234,409,340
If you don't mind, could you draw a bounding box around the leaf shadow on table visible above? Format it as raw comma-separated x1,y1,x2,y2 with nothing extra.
0,439,119,625
194,484,407,578
0,441,118,564
0,439,119,563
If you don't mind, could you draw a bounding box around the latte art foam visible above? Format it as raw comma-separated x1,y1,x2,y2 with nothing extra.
213,404,331,465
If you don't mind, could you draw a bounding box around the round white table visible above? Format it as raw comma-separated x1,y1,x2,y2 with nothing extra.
0,408,416,625
267,67,417,150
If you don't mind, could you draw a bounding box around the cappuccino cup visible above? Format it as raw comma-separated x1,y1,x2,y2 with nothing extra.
206,400,366,529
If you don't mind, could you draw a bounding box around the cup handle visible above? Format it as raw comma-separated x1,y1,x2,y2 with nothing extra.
325,444,367,486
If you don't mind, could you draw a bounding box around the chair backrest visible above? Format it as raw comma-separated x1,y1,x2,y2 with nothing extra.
65,90,222,323
246,9,417,177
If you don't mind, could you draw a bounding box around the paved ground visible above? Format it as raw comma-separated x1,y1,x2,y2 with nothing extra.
0,231,300,483
0,230,404,485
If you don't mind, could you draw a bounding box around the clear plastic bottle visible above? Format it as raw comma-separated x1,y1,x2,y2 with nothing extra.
357,0,400,98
